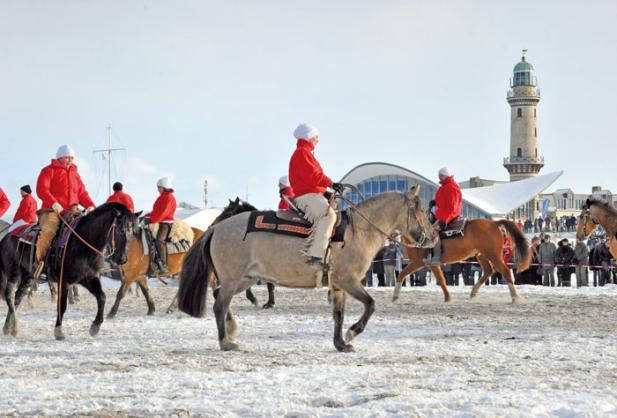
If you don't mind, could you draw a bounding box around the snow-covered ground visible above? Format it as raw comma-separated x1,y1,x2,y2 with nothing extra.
1,283,617,417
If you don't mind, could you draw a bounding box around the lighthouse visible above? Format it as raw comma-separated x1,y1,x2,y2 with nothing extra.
503,50,544,182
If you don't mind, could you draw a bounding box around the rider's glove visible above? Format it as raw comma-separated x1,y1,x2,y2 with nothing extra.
331,182,345,194
52,202,63,214
84,206,95,215
429,200,436,207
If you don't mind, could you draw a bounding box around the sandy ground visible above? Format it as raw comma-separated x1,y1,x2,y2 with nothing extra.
1,282,617,417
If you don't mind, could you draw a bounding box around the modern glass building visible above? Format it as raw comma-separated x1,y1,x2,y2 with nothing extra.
339,162,492,219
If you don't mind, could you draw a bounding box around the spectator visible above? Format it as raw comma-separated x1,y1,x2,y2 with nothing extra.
538,217,544,232
383,240,402,287
573,238,589,287
555,238,575,287
372,247,386,287
539,234,557,286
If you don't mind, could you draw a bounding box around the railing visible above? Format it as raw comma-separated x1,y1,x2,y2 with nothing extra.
504,156,545,164
507,88,541,98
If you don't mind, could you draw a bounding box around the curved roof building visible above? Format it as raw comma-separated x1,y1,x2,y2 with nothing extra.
339,162,562,219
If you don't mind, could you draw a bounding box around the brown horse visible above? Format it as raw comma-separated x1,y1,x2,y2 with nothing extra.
107,226,204,318
577,198,617,258
392,219,530,303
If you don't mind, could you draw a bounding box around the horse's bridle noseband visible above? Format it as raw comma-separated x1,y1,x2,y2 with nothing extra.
581,208,597,238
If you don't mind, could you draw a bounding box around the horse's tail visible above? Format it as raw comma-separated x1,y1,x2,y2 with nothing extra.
178,227,215,318
0,250,5,302
496,220,531,272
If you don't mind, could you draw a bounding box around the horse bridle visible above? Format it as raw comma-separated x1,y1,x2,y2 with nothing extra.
581,207,597,238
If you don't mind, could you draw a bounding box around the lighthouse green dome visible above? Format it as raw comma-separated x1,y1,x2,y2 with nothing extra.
514,59,534,73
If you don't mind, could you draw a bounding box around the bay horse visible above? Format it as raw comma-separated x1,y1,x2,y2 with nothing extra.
178,188,437,352
0,202,136,339
577,198,617,258
392,219,530,304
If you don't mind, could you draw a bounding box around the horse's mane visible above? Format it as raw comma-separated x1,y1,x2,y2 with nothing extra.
587,198,617,216
216,198,258,223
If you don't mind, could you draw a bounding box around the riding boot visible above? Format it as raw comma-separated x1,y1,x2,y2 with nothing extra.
430,236,442,265
155,223,171,274
34,210,61,278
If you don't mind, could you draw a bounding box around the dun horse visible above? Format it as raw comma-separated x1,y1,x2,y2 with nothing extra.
178,187,436,352
393,219,530,304
577,198,617,258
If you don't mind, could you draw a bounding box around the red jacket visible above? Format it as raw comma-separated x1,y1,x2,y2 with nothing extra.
106,191,135,213
147,191,176,223
288,140,332,197
0,188,9,218
278,187,295,210
36,159,95,210
13,194,37,224
434,176,462,224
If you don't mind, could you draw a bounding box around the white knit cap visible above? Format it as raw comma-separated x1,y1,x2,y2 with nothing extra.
278,175,290,187
438,167,452,177
157,177,172,189
56,145,75,159
293,123,319,140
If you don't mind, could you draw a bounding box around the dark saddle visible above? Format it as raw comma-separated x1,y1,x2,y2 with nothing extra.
440,217,468,239
245,210,348,243
11,223,39,244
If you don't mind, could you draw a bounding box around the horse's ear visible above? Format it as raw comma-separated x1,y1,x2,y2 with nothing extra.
410,183,421,198
234,197,240,204
228,199,233,204
134,210,143,217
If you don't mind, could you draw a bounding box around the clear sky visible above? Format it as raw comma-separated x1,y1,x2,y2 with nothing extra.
1,0,615,215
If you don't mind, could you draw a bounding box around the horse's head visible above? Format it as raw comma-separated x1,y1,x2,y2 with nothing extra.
577,199,598,241
109,205,139,265
404,184,438,248
214,197,258,225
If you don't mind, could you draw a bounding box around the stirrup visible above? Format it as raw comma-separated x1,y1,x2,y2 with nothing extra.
33,262,45,280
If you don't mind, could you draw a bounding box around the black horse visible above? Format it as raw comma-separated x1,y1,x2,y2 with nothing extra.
213,198,276,309
0,202,136,339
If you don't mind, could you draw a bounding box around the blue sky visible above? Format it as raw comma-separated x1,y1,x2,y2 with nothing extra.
1,0,615,215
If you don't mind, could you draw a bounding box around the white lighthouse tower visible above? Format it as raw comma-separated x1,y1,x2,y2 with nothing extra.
503,50,544,182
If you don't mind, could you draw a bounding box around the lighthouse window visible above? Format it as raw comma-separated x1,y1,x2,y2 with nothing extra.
535,148,538,157
535,127,537,137
534,108,537,118
517,108,522,117
517,148,522,157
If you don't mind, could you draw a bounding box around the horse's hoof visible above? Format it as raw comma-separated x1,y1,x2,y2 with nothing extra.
147,308,155,316
345,330,357,343
512,297,525,305
54,326,65,341
219,340,240,351
3,324,10,336
107,312,116,320
444,297,452,303
89,324,100,337
339,344,355,353
262,303,274,309
392,296,399,303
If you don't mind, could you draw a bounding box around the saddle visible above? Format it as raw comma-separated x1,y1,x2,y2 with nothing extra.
440,217,468,239
141,219,193,257
11,223,39,244
245,210,348,243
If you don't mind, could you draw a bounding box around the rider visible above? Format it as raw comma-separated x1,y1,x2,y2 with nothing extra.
35,145,96,275
288,123,344,267
278,175,295,210
0,187,10,219
10,185,38,232
429,167,462,265
106,182,135,213
145,177,176,273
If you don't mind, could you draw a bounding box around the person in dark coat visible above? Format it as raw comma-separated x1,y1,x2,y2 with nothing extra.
555,238,575,287
373,247,386,287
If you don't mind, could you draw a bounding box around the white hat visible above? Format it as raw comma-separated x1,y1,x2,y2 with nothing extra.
293,123,319,140
278,175,290,187
157,177,172,189
56,145,75,159
438,167,452,177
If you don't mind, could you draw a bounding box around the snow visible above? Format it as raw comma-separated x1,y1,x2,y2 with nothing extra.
1,284,617,417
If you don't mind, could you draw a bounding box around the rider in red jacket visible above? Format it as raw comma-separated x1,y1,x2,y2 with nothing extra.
146,177,176,273
35,145,96,273
106,182,135,213
0,187,10,218
278,176,295,210
13,185,38,224
429,167,462,265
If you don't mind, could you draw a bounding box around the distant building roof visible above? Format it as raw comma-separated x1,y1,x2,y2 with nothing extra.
175,207,222,231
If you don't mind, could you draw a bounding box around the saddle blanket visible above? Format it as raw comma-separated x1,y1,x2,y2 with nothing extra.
244,210,348,242
440,217,468,239
11,223,37,241
141,230,192,256
148,218,194,244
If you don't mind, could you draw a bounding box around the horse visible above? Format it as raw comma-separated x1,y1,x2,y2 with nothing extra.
178,187,437,352
165,197,276,313
106,220,204,319
392,219,531,304
577,198,617,258
0,202,136,339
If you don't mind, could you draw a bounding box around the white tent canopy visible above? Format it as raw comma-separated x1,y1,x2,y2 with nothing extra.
175,207,222,231
461,171,563,217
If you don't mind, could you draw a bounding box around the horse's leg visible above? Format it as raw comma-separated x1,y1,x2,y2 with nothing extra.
331,287,353,352
393,261,424,302
68,285,75,305
470,255,494,299
338,278,375,346
262,283,275,309
213,282,239,351
107,279,131,319
245,287,258,307
72,284,80,303
166,291,179,314
492,257,523,304
3,281,18,337
137,277,156,316
430,266,451,303
79,277,106,337
226,310,238,342
54,282,69,340
49,279,57,302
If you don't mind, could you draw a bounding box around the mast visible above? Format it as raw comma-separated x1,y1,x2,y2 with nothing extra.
93,124,126,196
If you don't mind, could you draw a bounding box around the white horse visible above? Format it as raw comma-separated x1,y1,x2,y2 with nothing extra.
178,187,437,352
